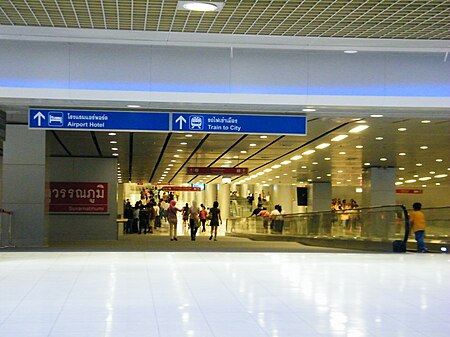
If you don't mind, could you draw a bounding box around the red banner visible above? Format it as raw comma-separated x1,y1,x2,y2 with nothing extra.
49,182,109,213
395,189,423,194
162,186,202,191
187,167,248,175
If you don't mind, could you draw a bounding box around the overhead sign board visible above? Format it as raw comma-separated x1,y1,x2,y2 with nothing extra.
162,186,202,191
172,113,306,135
396,189,423,194
29,109,307,136
29,109,169,132
187,167,249,175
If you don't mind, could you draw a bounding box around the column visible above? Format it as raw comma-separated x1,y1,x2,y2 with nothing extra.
204,183,216,208
2,125,47,247
362,167,396,207
272,184,294,213
218,183,230,236
308,182,332,212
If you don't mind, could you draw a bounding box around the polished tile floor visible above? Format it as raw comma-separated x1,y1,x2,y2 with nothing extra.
0,249,449,337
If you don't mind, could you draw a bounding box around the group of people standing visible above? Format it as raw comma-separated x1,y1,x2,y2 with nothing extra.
168,200,222,241
250,203,286,233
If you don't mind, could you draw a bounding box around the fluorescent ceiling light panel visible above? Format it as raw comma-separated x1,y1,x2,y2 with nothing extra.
349,125,369,133
331,135,348,142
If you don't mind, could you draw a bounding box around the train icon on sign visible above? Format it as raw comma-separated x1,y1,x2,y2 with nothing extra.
189,116,204,130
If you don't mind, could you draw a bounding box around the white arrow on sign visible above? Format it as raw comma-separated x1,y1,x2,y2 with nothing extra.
33,111,46,126
175,115,187,130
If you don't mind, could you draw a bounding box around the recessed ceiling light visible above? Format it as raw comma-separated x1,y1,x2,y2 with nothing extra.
380,158,387,161
301,166,307,169
398,153,406,156
291,155,303,160
413,174,419,178
339,151,346,155
398,128,407,132
112,153,119,156
171,160,177,162
398,167,405,170
419,177,431,181
421,120,431,123
337,170,343,173
264,169,272,172
364,162,371,166
281,160,291,165
127,104,141,108
344,50,358,54
174,155,180,158
240,150,247,154
292,169,297,172
315,143,330,149
111,147,118,151
312,162,318,165
327,173,331,177
260,135,268,139
331,135,348,142
429,171,435,174
405,179,416,183
375,137,383,140
180,142,187,145
422,185,427,187
356,145,363,149
420,146,428,149
168,164,174,167
249,143,257,147
302,108,316,112
436,159,443,162
336,181,342,184
110,140,117,144
324,157,331,161
435,182,441,186
370,114,383,118
395,182,403,185
349,125,369,133
416,163,423,166
302,149,316,155
275,176,280,179
272,164,281,169
180,1,221,12
435,174,448,178
177,149,183,152
317,176,322,179
399,177,404,180
108,132,116,136
185,134,193,137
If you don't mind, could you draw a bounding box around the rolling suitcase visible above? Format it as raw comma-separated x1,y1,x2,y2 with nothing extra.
392,240,406,253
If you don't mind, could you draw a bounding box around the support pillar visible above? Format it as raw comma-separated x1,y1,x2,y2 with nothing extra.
2,125,47,247
272,184,294,214
218,183,230,236
362,167,396,207
308,182,332,212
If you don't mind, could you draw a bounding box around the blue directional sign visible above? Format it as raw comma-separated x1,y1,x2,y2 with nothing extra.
172,113,307,135
29,109,170,132
29,109,307,135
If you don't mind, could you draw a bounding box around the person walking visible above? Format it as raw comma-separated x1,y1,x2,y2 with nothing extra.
208,201,222,241
199,204,208,232
409,202,427,253
167,200,181,241
189,200,200,241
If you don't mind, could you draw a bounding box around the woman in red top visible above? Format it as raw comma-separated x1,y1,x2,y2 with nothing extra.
199,204,208,232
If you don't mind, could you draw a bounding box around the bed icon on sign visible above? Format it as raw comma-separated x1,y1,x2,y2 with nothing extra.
48,112,64,127
189,116,204,130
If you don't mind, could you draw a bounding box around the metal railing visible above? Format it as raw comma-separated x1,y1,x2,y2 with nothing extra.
226,205,450,249
0,208,14,248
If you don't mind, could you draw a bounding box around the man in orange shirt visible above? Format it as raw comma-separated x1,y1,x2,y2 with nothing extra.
409,202,427,253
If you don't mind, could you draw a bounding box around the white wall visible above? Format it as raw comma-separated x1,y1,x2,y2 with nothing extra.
48,157,117,241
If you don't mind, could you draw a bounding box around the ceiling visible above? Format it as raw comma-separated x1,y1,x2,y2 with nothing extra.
0,0,448,40
1,0,449,190
47,115,450,189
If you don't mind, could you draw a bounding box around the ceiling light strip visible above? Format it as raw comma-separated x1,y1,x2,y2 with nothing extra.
148,133,172,183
